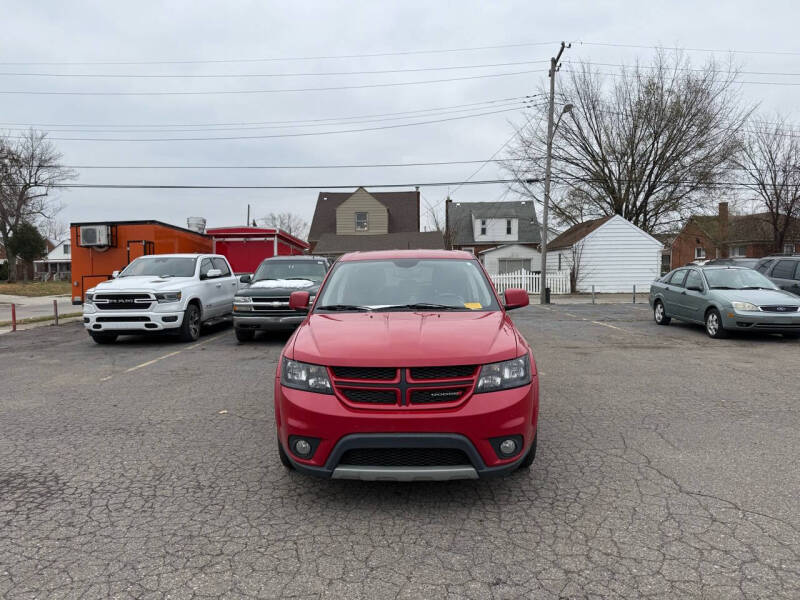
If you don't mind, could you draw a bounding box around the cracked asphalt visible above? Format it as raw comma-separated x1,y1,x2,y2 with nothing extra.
1,304,798,599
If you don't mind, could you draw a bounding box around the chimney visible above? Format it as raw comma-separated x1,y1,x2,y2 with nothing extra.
718,202,729,257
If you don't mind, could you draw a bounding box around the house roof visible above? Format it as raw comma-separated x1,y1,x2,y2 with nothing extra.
313,231,445,254
308,188,420,242
690,212,800,244
446,200,540,246
548,216,613,250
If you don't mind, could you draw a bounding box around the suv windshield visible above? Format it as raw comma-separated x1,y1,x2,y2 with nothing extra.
704,268,778,290
253,260,328,283
120,256,196,278
315,259,499,311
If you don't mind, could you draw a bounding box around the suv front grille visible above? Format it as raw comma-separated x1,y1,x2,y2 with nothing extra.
409,365,476,380
338,448,471,467
331,366,397,380
341,388,398,404
409,388,468,404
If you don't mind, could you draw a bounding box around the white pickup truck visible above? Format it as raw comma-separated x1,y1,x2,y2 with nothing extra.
82,253,242,344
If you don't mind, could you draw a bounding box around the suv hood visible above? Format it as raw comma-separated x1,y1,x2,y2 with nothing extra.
239,279,321,297
712,288,800,305
290,311,520,367
90,276,193,293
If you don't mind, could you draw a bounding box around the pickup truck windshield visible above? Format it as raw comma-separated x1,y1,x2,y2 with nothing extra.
120,257,197,278
704,269,778,290
253,260,327,283
315,259,499,312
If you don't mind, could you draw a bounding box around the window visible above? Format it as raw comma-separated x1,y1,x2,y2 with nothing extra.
120,256,197,278
784,243,795,254
685,270,704,291
355,212,368,231
694,247,706,259
660,253,671,275
253,259,328,283
499,258,531,274
756,259,774,274
772,260,798,280
730,246,746,257
212,257,231,277
506,219,512,235
480,219,487,236
200,258,214,278
63,243,71,255
668,269,687,286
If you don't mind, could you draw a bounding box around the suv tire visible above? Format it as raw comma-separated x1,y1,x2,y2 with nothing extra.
705,308,728,339
653,300,671,326
179,303,201,342
517,434,537,469
235,328,255,342
278,438,294,470
90,332,118,344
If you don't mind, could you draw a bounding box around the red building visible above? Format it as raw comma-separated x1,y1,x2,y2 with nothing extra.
206,226,309,274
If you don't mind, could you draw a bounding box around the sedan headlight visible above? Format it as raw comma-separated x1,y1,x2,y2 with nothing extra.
155,291,182,303
234,296,252,303
731,301,760,312
281,358,333,394
475,355,531,393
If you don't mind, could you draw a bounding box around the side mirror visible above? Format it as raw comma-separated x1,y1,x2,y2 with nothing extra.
111,270,120,279
289,291,310,310
203,268,222,280
503,288,529,311
240,274,252,284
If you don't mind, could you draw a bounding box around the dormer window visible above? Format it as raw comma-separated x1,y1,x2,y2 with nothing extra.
355,212,368,231
480,219,487,236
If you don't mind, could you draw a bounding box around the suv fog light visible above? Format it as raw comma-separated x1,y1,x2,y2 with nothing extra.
294,439,311,456
499,439,517,455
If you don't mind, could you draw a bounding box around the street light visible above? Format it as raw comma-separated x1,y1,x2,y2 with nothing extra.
539,102,573,305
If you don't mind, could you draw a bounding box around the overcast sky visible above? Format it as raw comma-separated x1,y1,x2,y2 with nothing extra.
2,0,799,237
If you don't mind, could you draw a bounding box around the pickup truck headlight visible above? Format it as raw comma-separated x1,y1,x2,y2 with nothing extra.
155,291,182,303
85,292,94,303
731,301,760,312
281,358,333,394
234,296,252,303
475,355,531,393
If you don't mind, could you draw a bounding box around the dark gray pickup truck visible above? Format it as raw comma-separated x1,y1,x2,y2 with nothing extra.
232,256,330,341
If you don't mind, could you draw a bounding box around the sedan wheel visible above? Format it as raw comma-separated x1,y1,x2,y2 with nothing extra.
654,301,671,326
705,308,728,339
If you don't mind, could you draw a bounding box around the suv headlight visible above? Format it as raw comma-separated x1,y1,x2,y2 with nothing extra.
155,291,182,303
234,296,252,303
281,358,333,394
731,301,760,312
476,355,531,393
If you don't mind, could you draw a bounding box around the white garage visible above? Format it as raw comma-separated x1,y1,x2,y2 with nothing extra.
546,215,662,293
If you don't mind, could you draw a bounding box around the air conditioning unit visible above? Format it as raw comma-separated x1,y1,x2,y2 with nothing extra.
79,225,111,247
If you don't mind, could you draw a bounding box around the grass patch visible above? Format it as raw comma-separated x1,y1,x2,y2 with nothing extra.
0,311,82,327
0,281,72,297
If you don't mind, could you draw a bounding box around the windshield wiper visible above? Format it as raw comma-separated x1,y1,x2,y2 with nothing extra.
316,304,373,312
374,303,466,311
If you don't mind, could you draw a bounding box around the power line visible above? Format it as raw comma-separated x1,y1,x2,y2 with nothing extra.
565,60,800,78
0,41,561,66
0,58,551,79
2,106,526,142
578,41,800,57
562,66,800,87
62,158,530,170
0,68,546,96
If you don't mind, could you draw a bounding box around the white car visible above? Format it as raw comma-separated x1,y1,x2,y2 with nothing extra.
83,254,241,344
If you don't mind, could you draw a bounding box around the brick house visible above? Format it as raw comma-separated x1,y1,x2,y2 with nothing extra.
671,202,800,269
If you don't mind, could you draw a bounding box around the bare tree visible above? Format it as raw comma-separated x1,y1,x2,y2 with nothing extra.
734,115,800,252
40,218,68,243
502,51,750,233
260,212,309,240
0,130,76,282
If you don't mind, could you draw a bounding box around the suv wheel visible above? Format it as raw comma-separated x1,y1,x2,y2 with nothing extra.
278,438,294,470
179,304,201,342
517,434,537,470
705,308,728,339
235,328,255,342
653,300,671,326
90,332,118,344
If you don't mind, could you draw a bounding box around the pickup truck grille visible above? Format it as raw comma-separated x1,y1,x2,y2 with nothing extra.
249,296,293,313
328,366,478,409
94,293,153,310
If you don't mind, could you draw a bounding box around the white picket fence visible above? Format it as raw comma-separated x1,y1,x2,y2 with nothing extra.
490,269,571,295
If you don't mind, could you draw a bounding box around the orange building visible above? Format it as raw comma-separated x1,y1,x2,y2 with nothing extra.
70,220,212,304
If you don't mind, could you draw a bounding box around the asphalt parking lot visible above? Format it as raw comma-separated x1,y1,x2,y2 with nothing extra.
1,305,799,599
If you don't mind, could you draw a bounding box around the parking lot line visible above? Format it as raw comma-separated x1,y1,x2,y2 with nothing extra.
590,320,638,335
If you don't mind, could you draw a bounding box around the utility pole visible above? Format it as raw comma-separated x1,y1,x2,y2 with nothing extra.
539,41,569,305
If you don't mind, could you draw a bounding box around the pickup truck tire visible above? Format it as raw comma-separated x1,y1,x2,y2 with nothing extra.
517,434,537,469
278,438,294,470
235,328,255,342
179,303,202,342
90,332,118,344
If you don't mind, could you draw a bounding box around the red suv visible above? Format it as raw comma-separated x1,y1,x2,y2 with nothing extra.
274,250,539,481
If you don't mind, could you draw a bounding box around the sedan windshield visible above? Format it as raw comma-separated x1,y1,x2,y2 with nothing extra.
253,260,328,283
315,259,499,311
703,268,778,290
120,256,196,278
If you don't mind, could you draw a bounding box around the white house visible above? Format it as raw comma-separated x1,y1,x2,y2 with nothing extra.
34,239,72,281
546,215,662,293
479,244,542,274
